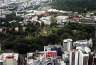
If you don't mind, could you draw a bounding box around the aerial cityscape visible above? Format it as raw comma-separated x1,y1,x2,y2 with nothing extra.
0,0,96,65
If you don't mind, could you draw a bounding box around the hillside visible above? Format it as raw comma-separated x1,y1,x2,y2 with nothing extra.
51,0,96,12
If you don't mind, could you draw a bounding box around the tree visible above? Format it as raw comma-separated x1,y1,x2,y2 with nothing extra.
6,12,23,22
51,0,96,12
50,16,57,27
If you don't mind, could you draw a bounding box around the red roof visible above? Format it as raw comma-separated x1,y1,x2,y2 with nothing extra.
6,56,14,59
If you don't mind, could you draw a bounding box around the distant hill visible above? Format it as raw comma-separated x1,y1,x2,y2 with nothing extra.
51,0,96,12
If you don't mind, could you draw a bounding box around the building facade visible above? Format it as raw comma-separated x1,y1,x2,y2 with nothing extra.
69,50,79,65
79,51,89,65
63,39,73,52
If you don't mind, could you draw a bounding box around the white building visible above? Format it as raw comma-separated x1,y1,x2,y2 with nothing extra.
2,53,18,61
69,50,79,65
40,16,51,25
76,46,91,54
44,45,61,51
79,50,89,65
14,27,19,32
75,50,79,65
27,52,46,65
73,39,93,48
27,53,34,65
88,38,93,48
69,50,89,65
0,0,4,6
16,0,31,3
56,16,69,25
16,0,32,8
0,0,17,5
63,39,73,52
32,16,38,22
0,53,19,65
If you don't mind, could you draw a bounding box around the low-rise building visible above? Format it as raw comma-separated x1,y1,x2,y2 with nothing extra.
56,16,69,25
73,39,93,48
44,45,61,51
0,53,19,65
40,16,51,25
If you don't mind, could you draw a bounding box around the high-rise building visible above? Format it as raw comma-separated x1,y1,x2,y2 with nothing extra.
88,52,94,65
69,50,75,65
69,50,79,65
63,39,73,52
79,50,89,65
75,50,79,65
69,49,89,65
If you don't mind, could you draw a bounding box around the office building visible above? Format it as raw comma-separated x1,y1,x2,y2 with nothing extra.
63,39,73,52
79,50,89,65
69,49,89,65
88,52,94,65
69,50,79,65
75,50,79,65
69,50,75,65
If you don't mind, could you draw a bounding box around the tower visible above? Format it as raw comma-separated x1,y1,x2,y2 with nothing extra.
69,50,79,65
79,50,89,65
63,39,73,52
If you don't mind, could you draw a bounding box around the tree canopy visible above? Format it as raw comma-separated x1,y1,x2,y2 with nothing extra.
51,0,96,12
